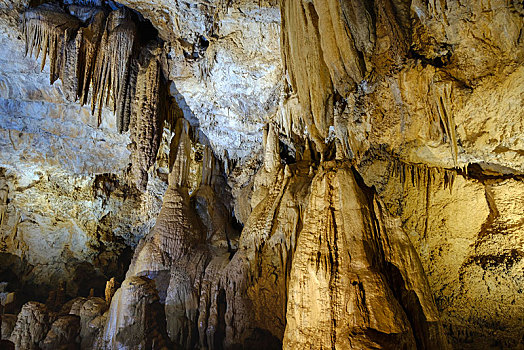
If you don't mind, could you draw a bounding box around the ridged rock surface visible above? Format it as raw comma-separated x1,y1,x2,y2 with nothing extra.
0,0,522,349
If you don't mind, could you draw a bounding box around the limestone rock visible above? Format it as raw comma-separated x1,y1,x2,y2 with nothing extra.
0,15,165,298
118,0,282,160
101,276,170,349
411,0,524,84
40,315,81,350
1,314,17,340
128,43,167,191
22,3,81,84
360,158,524,348
91,8,136,124
2,293,20,315
59,297,88,316
79,297,107,349
104,278,119,304
9,302,50,350
0,0,523,349
283,163,447,349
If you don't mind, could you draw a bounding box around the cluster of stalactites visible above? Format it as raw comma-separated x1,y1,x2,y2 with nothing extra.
431,82,459,165
22,3,139,132
23,3,81,86
91,8,136,127
23,3,177,191
389,158,470,194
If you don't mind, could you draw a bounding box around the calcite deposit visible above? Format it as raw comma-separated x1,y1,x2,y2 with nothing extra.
0,0,523,349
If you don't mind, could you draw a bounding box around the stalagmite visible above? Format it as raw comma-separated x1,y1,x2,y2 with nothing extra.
124,117,214,347
40,315,81,350
7,0,523,349
79,297,107,349
283,163,448,349
102,277,170,350
104,278,119,304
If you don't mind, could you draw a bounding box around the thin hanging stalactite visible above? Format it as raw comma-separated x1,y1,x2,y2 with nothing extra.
389,158,457,194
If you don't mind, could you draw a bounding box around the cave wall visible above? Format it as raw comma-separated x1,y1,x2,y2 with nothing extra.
0,14,169,300
0,0,522,349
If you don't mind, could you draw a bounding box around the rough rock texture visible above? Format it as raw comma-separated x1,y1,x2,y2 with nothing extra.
106,125,446,349
128,43,167,190
0,0,523,349
78,297,107,349
40,314,81,350
0,10,168,298
284,163,446,349
101,276,170,349
9,301,50,350
120,0,283,160
124,118,237,349
359,159,524,349
276,1,524,347
1,314,17,340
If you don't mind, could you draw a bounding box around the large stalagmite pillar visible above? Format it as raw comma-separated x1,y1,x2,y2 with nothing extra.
283,163,448,349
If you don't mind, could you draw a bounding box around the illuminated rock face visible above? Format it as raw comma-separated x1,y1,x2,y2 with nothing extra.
0,9,166,301
0,0,523,349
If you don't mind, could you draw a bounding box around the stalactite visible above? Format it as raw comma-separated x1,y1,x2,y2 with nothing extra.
23,3,81,84
128,44,166,191
430,82,459,165
22,3,173,192
168,118,191,189
390,158,457,194
423,165,432,239
201,146,216,187
0,170,7,227
115,57,138,132
91,8,136,125
443,170,456,194
22,3,140,128
76,10,107,106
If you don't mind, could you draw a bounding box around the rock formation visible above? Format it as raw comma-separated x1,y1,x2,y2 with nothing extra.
0,0,522,349
101,276,170,349
9,302,50,350
40,315,81,350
